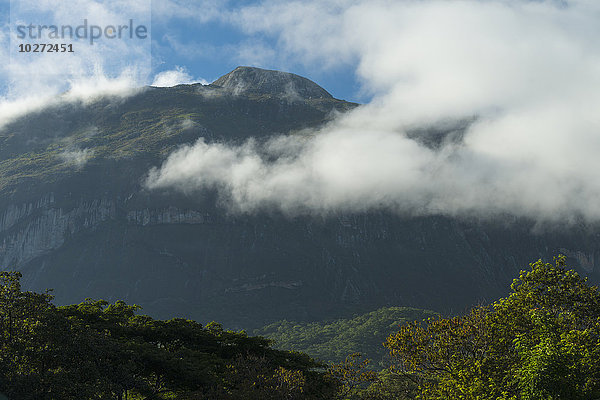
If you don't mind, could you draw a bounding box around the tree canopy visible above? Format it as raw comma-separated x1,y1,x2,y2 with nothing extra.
2,256,600,400
255,307,437,365
384,256,600,399
0,272,336,399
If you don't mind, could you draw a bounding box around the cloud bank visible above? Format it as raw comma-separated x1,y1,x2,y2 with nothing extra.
147,0,600,222
0,0,154,129
0,69,145,130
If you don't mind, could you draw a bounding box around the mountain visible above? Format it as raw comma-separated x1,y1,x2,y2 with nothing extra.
1,66,599,330
213,66,334,99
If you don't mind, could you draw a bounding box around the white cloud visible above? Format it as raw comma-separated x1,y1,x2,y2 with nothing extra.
58,148,94,168
151,66,208,87
232,39,278,69
233,0,356,70
151,0,226,24
64,68,146,101
0,0,150,128
180,118,196,129
147,0,600,222
0,71,144,130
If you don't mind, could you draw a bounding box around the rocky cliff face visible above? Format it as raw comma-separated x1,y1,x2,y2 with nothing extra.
1,67,600,330
0,193,215,268
0,195,116,267
3,190,598,329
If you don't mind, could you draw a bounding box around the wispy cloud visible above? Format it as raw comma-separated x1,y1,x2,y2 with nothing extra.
0,69,145,130
151,0,227,24
58,147,94,169
0,0,152,128
151,66,208,87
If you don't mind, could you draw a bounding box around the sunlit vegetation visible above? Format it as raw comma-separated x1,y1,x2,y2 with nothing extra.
376,256,600,399
256,307,437,365
0,85,355,199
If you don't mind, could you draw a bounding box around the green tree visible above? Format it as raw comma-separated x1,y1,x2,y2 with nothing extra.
384,256,600,400
359,369,419,400
0,271,337,400
256,308,437,365
327,353,378,399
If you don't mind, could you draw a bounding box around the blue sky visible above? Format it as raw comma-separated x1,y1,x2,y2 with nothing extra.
0,0,365,102
148,1,365,102
150,15,363,102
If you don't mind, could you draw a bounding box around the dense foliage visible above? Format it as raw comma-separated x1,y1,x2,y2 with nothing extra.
2,256,599,400
256,308,437,365
0,272,336,399
383,256,600,399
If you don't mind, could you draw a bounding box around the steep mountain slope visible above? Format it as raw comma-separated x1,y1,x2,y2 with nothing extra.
1,67,599,329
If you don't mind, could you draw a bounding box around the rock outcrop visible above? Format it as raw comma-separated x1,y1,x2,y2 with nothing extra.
213,66,333,99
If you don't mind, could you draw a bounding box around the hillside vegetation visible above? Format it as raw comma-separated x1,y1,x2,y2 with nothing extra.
256,307,437,365
0,272,336,400
0,80,354,201
379,256,600,399
3,256,600,399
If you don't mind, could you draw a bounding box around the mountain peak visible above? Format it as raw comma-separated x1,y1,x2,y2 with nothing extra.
212,66,333,99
